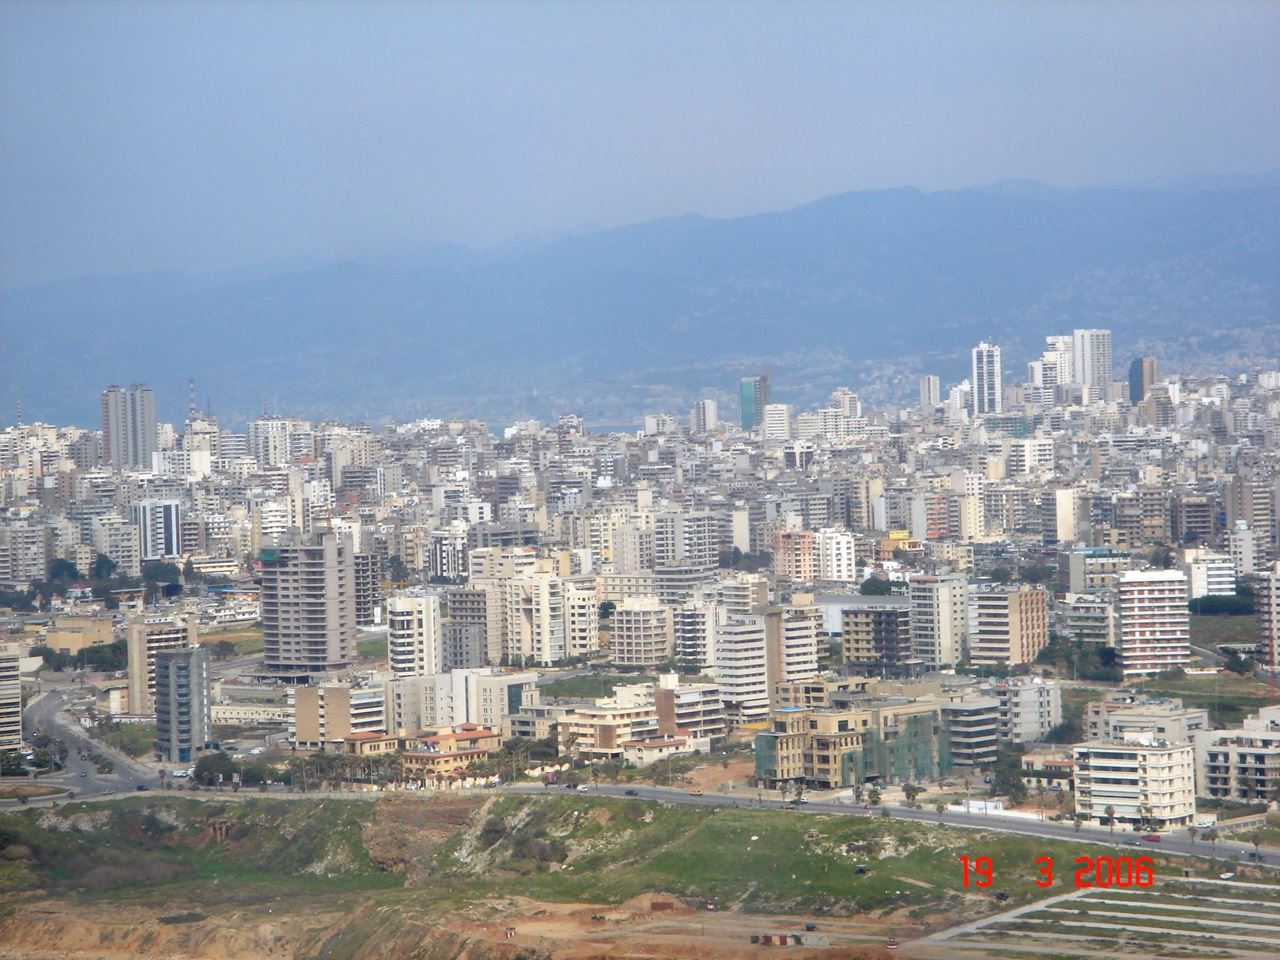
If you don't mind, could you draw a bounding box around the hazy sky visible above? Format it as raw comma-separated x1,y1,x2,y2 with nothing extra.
2,0,1277,288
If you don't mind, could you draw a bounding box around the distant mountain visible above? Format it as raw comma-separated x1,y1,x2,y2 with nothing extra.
2,180,1277,428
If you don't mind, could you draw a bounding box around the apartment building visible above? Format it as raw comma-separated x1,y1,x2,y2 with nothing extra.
0,644,20,750
1194,705,1280,802
1073,738,1196,829
1117,570,1190,677
980,677,1062,743
260,530,358,680
910,574,968,667
387,668,538,736
610,596,674,666
153,646,211,764
126,614,198,715
387,592,443,677
941,696,1000,767
1084,694,1210,744
840,598,913,676
291,680,388,751
968,585,1049,667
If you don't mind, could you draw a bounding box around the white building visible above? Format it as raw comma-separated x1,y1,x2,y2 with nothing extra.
1074,738,1195,830
712,616,770,725
386,592,443,677
762,404,792,441
814,527,861,583
1117,570,1190,677
980,677,1063,743
971,341,1002,416
1195,705,1280,802
0,644,20,750
387,668,538,736
1071,328,1113,393
691,398,719,434
1181,549,1236,599
910,574,968,667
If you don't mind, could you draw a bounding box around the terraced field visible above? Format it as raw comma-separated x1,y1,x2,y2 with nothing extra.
918,876,1280,959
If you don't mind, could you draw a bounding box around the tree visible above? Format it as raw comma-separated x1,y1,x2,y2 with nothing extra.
1105,805,1117,836
860,577,892,596
386,554,409,582
903,783,923,805
182,558,204,584
1188,825,1198,848
934,800,947,822
90,553,118,580
49,558,81,583
142,561,182,583
867,787,882,806
193,751,236,787
1073,815,1083,833
598,600,616,619
0,751,26,777
1035,784,1048,820
1205,828,1219,855
793,780,806,804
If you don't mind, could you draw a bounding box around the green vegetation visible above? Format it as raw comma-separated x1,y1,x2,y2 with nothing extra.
717,547,772,572
201,627,263,656
357,635,388,660
1036,638,1121,682
88,721,156,759
1140,672,1276,727
0,797,399,905
1189,612,1261,649
30,637,128,673
541,672,655,700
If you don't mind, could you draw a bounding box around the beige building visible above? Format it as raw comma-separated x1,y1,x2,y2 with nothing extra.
261,530,358,680
968,585,1049,667
1195,705,1280,802
126,614,197,715
1118,570,1190,677
653,673,726,741
41,615,113,656
291,680,387,751
610,596,673,666
563,576,600,658
1084,694,1209,744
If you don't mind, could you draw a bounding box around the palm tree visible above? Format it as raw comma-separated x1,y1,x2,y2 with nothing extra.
1035,784,1047,821
1206,828,1219,856
1187,825,1199,848
935,800,947,822
793,780,807,804
1105,805,1116,837
1073,815,1083,833
1253,836,1262,861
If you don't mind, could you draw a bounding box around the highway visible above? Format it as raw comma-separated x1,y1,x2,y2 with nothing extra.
20,688,158,798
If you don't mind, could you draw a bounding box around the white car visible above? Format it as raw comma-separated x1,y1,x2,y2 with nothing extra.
576,785,590,793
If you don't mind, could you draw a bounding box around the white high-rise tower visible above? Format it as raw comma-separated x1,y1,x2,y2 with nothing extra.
971,341,1002,416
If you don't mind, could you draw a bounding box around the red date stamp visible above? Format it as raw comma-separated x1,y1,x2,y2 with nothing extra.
960,855,1154,889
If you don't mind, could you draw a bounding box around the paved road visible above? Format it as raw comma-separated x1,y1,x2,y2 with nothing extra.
20,689,158,798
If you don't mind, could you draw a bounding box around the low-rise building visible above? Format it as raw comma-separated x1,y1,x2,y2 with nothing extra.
1194,705,1280,802
401,723,502,781
291,680,387,751
1083,694,1209,744
1073,738,1196,829
980,677,1062,743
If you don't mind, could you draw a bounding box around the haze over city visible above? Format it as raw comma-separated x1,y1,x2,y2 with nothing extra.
3,5,1280,960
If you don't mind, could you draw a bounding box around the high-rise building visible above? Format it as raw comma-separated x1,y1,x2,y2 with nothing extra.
910,574,969,667
386,593,443,677
1071,328,1113,391
918,374,941,410
840,598,912,676
970,341,1002,416
260,530,358,680
126,614,198,714
1258,562,1280,672
761,403,791,441
1118,570,1190,677
691,398,719,434
968,585,1050,667
739,375,769,430
153,647,211,764
1129,355,1158,402
131,498,183,562
611,597,674,666
0,643,20,751
101,383,158,469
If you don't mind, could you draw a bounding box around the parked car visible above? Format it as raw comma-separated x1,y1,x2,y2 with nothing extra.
689,789,703,796
1142,833,1162,842
575,785,590,793
624,789,638,797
